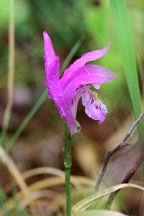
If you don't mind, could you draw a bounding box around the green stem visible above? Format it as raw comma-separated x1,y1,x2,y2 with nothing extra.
64,125,72,216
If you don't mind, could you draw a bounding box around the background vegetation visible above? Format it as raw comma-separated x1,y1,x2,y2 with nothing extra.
0,0,144,215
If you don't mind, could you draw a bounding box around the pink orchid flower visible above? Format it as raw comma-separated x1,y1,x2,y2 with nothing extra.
43,31,116,135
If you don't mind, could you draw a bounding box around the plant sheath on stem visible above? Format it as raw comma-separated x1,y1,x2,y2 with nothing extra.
64,124,72,216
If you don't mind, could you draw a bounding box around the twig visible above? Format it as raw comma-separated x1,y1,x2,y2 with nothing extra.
94,109,144,192
106,150,144,209
0,146,36,214
122,109,144,143
94,142,129,193
0,147,29,197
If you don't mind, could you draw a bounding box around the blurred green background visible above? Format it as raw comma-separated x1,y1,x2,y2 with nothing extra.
0,0,144,214
1,0,144,119
0,0,144,167
0,0,144,159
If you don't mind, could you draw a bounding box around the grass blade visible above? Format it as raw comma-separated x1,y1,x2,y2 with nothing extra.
73,209,127,216
72,183,144,213
5,89,47,152
109,0,143,144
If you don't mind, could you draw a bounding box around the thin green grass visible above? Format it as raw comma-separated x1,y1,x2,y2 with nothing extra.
137,53,144,95
5,89,47,152
109,0,144,145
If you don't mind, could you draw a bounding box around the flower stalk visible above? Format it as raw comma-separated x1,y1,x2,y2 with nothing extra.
64,124,72,216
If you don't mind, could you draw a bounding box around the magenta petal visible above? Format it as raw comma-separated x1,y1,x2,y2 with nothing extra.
57,99,79,135
45,60,78,134
92,83,101,89
45,59,61,98
56,97,79,135
82,91,107,123
62,64,116,87
43,31,60,83
61,64,115,128
71,86,86,118
62,65,116,105
62,41,111,81
43,32,79,134
43,31,57,65
70,86,107,130
66,115,80,135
